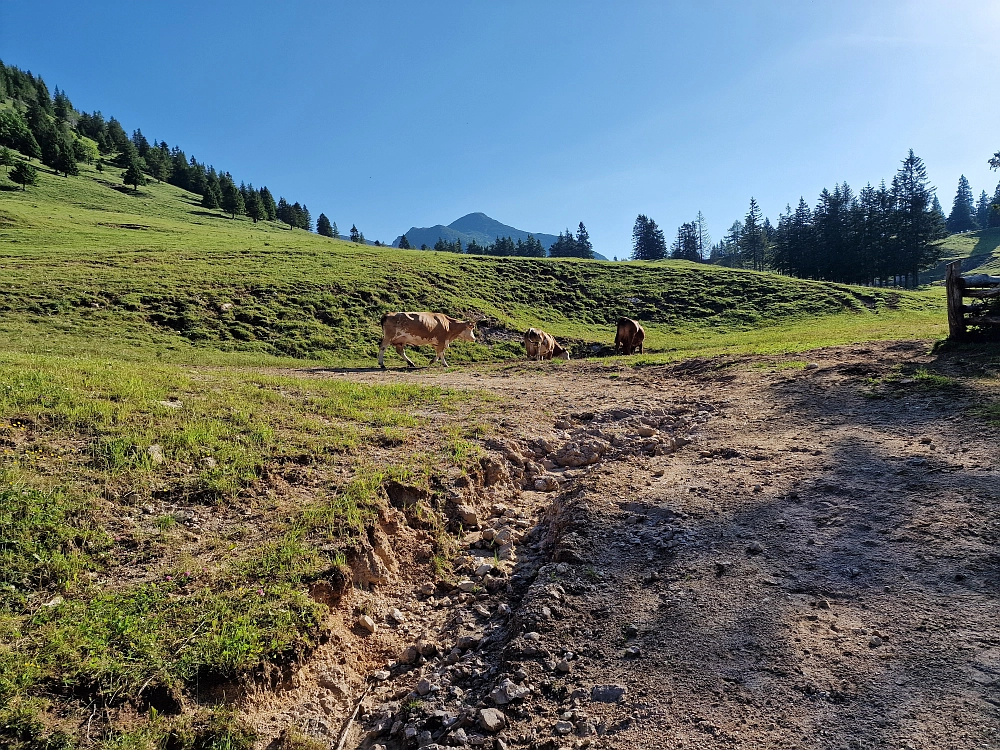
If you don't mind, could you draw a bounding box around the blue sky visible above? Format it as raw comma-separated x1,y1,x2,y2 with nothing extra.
2,1,998,256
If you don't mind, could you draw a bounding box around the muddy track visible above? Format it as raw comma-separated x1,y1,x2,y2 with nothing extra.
251,341,1000,750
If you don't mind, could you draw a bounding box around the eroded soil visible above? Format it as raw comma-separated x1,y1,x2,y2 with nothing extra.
252,340,1000,750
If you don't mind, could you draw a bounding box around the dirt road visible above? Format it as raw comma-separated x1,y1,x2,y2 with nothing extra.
255,341,1000,750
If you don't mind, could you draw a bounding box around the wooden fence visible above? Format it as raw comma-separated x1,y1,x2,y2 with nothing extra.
946,260,1000,339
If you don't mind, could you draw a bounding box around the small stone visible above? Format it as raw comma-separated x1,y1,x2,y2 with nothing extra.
373,670,391,681
478,708,506,733
457,504,480,527
494,528,513,545
417,677,433,696
157,400,183,409
399,646,419,664
420,582,437,596
482,528,497,542
816,599,831,610
636,426,656,438
458,579,477,593
555,562,570,575
390,608,405,623
554,721,574,736
418,730,433,745
457,635,481,651
714,560,732,576
358,615,376,634
556,659,571,673
475,563,494,577
752,484,763,493
451,728,468,745
747,541,765,555
534,476,559,492
869,635,883,648
624,646,641,658
416,639,438,657
201,456,217,468
147,444,165,465
805,362,819,370
220,302,234,311
624,623,638,638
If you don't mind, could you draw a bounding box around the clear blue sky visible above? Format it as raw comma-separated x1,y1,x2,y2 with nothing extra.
2,1,998,255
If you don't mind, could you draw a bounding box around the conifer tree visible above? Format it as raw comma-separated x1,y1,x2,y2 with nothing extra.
575,222,594,259
331,221,339,238
990,183,1000,229
123,153,146,191
631,215,666,260
54,142,79,176
671,222,701,261
398,234,411,249
245,183,265,223
740,198,767,271
946,175,978,233
694,211,711,260
0,146,14,174
219,175,244,218
10,159,37,190
976,190,991,230
259,187,277,220
350,224,360,242
892,150,945,286
317,213,334,237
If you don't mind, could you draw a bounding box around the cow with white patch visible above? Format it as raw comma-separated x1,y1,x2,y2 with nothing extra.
524,327,570,361
378,312,477,369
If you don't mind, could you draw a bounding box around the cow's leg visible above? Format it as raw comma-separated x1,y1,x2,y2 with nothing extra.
378,340,389,369
637,342,644,354
438,347,450,367
395,344,417,368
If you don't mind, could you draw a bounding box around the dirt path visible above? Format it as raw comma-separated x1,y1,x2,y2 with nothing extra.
254,341,1000,750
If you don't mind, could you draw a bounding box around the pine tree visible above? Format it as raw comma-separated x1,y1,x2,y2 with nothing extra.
317,213,334,237
245,184,265,223
331,221,339,238
219,175,244,218
892,150,946,287
575,222,594,259
300,204,312,231
739,198,767,271
123,159,146,192
350,224,360,242
10,159,37,190
631,215,666,260
694,211,711,260
976,190,992,230
946,175,978,233
0,146,14,173
398,233,411,249
670,222,701,261
258,187,277,220
54,142,79,176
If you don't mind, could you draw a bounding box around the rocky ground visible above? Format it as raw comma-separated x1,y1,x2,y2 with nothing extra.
249,341,1000,750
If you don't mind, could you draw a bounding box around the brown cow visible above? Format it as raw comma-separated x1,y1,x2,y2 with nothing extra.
524,327,570,361
614,317,645,355
378,312,476,369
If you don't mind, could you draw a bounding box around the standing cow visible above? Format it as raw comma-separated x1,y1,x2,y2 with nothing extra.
378,312,476,369
614,318,645,355
524,327,570,361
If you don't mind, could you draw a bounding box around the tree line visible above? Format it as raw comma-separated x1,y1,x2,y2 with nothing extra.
0,60,346,237
400,222,594,259
629,150,988,287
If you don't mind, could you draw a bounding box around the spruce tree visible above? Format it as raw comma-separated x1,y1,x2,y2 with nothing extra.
0,146,14,173
350,224,360,242
946,175,978,233
123,160,146,191
317,213,334,237
990,183,1000,229
276,197,291,226
575,222,594,259
219,176,244,218
245,184,265,223
10,159,37,190
671,222,701,261
54,143,78,176
331,221,339,238
740,198,767,271
631,215,666,260
259,187,277,220
976,190,992,230
398,233,411,249
892,150,945,286
694,211,711,260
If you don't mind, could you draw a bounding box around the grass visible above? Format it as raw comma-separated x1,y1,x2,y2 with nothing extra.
925,227,1000,283
0,147,958,747
0,156,944,365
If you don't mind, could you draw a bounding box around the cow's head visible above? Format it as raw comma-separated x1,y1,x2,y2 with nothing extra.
554,344,570,361
459,320,477,343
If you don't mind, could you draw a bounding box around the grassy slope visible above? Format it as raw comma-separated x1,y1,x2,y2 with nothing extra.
924,227,1000,283
0,160,945,365
0,155,950,748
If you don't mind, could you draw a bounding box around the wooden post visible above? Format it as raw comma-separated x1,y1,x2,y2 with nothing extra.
946,260,965,340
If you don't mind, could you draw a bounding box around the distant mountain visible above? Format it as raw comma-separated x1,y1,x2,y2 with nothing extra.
393,212,608,260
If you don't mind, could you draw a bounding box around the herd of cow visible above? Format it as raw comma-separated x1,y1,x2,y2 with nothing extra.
377,311,645,369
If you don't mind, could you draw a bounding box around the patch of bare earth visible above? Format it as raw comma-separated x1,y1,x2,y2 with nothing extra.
251,341,1000,750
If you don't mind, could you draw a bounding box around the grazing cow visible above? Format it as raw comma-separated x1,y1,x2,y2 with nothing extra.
614,317,645,355
378,312,476,369
524,327,570,361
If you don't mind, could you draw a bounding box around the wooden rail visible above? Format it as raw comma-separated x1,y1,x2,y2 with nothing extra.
946,260,1000,339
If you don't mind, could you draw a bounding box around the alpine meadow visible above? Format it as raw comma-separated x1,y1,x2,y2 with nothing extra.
4,5,1000,749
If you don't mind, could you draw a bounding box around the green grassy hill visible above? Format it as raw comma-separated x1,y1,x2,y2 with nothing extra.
925,227,1000,283
0,158,945,366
